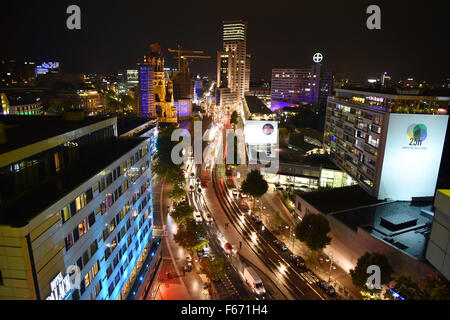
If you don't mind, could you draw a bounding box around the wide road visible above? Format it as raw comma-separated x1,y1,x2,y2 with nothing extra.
209,111,331,300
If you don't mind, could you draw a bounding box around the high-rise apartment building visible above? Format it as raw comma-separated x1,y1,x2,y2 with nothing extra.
217,20,249,107
324,88,449,201
118,70,139,94
0,114,157,300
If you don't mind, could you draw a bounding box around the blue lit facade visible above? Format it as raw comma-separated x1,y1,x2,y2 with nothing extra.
138,65,154,118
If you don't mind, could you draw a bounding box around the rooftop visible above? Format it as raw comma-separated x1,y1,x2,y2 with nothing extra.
245,95,273,115
0,136,146,227
331,201,434,259
297,185,382,214
335,87,450,101
117,116,156,136
0,114,114,155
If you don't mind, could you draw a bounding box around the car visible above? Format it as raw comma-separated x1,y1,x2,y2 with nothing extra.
190,172,195,177
273,240,288,251
238,200,249,211
193,211,202,223
275,186,284,191
201,180,208,187
289,254,307,269
205,213,213,223
251,213,262,225
196,178,201,184
318,280,336,296
224,242,235,255
231,188,239,198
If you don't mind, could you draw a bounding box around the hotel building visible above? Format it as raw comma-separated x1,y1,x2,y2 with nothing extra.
324,88,449,201
0,114,156,300
271,63,332,111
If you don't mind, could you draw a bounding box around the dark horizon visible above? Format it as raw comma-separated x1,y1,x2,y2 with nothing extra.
1,0,449,83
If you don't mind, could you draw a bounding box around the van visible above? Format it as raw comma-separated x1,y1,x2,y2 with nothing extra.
243,267,266,296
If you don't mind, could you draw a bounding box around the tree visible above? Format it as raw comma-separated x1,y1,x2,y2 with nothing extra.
420,273,450,300
167,167,185,186
168,185,187,203
273,211,283,228
295,213,331,256
199,254,226,281
241,170,268,209
349,252,393,290
230,111,238,129
169,199,193,224
174,218,208,253
154,127,183,179
385,276,424,300
386,273,450,300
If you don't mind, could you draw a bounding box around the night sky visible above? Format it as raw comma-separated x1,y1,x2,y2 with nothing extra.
2,0,449,83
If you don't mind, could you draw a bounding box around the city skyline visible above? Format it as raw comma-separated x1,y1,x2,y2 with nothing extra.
2,0,449,83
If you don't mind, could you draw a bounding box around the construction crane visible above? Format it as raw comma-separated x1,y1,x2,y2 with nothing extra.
168,44,211,74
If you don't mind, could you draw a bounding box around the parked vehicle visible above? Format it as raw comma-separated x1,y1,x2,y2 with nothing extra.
243,267,266,296
289,254,307,269
251,213,262,225
318,280,336,296
193,211,202,223
273,239,288,251
275,186,284,191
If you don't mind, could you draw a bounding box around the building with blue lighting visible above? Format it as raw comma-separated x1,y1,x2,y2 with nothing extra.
0,114,156,300
138,64,154,118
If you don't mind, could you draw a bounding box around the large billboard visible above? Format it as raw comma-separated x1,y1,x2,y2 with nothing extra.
378,113,449,200
244,120,278,145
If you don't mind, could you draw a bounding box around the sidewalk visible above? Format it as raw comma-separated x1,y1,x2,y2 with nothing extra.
152,174,210,300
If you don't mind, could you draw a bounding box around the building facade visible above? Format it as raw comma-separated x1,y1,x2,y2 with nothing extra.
324,88,449,200
118,70,139,94
0,115,156,300
271,62,332,108
426,190,450,281
216,20,249,107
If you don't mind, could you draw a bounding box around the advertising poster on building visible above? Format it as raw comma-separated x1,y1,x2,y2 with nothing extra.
244,120,278,145
378,113,449,200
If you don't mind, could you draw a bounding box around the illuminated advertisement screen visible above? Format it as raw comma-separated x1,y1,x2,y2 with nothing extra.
244,120,278,145
378,113,449,200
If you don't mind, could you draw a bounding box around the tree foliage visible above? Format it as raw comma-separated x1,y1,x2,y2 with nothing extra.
174,218,208,253
199,254,226,281
386,274,450,300
154,127,182,179
169,199,193,224
349,252,393,290
168,185,187,203
241,169,268,199
295,213,331,252
273,211,283,227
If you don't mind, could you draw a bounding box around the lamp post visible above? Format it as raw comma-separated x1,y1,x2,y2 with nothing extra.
328,252,334,283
